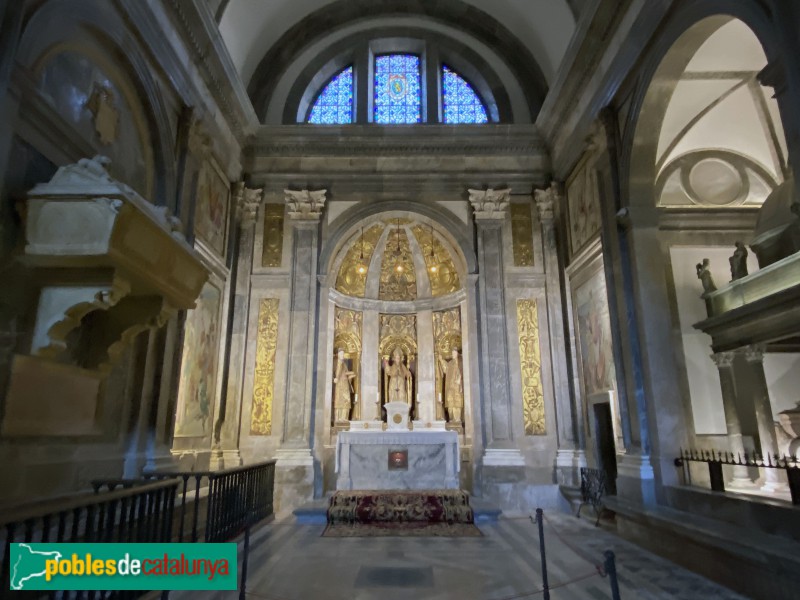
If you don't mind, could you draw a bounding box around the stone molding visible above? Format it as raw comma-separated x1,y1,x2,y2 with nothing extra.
284,189,326,221
482,448,526,467
468,188,511,221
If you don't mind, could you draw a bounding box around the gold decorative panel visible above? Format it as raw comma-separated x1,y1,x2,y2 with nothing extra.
335,224,384,297
379,228,417,301
333,308,362,421
433,307,462,421
516,299,545,435
251,298,279,435
379,314,417,358
411,225,460,296
261,204,284,267
511,203,535,266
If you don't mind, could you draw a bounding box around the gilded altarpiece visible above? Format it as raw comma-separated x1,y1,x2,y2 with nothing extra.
335,224,384,297
379,315,417,415
333,308,362,423
510,204,535,267
516,299,546,435
433,308,462,422
250,299,279,435
261,204,284,267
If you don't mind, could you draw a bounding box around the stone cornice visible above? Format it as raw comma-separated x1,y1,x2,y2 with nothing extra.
247,125,548,157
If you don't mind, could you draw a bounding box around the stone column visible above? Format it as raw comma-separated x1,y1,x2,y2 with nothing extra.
215,184,262,469
469,188,524,467
710,351,754,488
535,182,582,485
415,309,436,424
743,344,787,491
360,310,381,422
274,190,325,511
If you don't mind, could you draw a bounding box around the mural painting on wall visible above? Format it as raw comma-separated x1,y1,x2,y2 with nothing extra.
567,158,602,256
195,159,231,257
574,267,616,397
174,282,222,437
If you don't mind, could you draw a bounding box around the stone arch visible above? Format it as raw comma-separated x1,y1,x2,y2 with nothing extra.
623,0,781,207
247,0,547,124
17,0,178,208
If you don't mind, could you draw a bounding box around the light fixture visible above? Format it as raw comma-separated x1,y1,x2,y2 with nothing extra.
428,224,438,274
357,227,367,275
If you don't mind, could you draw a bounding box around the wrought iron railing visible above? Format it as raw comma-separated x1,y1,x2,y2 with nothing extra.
0,478,178,598
577,467,609,526
94,460,276,542
675,448,800,505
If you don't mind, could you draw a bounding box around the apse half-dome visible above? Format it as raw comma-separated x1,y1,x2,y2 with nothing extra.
334,218,462,301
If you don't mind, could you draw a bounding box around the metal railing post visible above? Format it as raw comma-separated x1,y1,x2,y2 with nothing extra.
604,550,621,600
534,508,550,600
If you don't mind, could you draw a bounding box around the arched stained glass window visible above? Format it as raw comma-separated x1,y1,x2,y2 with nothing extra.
308,66,354,124
442,65,488,124
374,54,421,124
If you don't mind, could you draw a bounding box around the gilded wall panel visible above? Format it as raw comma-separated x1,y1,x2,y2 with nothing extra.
516,299,546,435
261,204,284,267
411,225,460,295
335,224,384,297
510,203,535,267
250,298,279,435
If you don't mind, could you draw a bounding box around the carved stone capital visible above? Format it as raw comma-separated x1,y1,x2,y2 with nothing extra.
285,189,326,221
533,182,561,224
710,351,736,368
468,187,511,221
235,182,263,227
743,344,766,364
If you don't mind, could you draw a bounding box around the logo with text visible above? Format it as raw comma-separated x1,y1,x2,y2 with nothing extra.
10,543,237,591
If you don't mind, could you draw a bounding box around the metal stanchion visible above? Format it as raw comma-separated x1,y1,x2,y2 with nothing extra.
240,526,251,600
604,550,621,600
534,508,550,600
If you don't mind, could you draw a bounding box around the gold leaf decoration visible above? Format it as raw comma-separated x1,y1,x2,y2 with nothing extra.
433,307,462,422
516,299,545,435
335,224,384,297
379,227,416,301
251,298,279,435
261,204,284,267
333,308,362,422
511,203,534,267
411,225,461,296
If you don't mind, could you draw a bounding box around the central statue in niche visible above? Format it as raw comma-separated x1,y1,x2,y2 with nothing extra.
383,347,413,406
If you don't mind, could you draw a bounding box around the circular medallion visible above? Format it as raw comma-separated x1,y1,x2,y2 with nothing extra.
388,74,408,101
392,414,402,424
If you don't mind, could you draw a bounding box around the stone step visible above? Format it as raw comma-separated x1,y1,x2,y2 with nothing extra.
559,485,583,514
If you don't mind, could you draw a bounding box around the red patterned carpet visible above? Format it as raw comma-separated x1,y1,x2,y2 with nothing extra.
323,490,482,537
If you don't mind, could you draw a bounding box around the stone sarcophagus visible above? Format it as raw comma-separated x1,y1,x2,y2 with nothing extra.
2,156,209,437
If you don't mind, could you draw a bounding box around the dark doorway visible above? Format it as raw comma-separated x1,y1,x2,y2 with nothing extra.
593,402,617,495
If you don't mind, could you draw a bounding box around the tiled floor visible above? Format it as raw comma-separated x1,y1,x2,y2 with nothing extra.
178,512,749,599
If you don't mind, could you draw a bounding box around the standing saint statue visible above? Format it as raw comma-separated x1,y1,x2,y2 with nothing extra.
383,347,413,406
333,349,356,422
438,349,464,424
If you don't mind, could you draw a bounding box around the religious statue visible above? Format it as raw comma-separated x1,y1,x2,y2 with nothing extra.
383,347,413,406
696,258,716,295
438,349,464,424
333,349,355,422
729,241,748,281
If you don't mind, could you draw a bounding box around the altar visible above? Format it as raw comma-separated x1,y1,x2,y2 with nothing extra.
335,428,460,490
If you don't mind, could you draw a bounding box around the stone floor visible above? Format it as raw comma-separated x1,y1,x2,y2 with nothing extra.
179,512,749,599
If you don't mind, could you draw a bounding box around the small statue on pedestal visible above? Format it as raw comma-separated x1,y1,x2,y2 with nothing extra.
696,258,717,296
333,349,355,422
438,349,464,424
729,241,749,281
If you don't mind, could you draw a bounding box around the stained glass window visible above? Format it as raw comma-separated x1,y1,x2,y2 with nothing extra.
374,54,421,124
442,65,489,124
308,66,353,124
